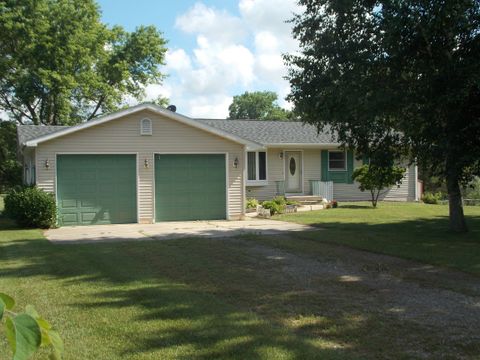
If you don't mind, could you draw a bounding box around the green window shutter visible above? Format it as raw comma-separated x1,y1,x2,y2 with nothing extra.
321,150,329,181
347,150,354,183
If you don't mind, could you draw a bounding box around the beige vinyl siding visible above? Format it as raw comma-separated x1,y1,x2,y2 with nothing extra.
303,149,322,195
332,158,414,202
248,148,416,202
246,148,283,201
35,109,245,222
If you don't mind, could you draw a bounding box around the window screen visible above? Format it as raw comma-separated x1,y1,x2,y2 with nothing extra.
247,152,256,180
258,152,266,180
329,151,346,170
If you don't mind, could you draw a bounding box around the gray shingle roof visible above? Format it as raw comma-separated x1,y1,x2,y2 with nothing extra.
196,119,338,145
17,119,338,146
17,125,68,146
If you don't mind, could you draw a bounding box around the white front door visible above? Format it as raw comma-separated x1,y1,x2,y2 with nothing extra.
285,151,302,193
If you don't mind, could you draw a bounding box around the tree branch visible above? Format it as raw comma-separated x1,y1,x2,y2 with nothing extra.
25,102,39,124
0,93,33,123
87,95,105,120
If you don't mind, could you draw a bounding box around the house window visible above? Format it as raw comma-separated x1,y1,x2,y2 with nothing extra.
328,151,346,170
140,118,152,135
247,151,267,182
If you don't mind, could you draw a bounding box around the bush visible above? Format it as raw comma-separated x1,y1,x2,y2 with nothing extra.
331,200,338,208
246,198,259,209
261,197,285,215
261,200,285,215
4,187,57,228
273,196,287,205
421,191,444,204
261,196,301,215
464,177,480,200
285,199,300,206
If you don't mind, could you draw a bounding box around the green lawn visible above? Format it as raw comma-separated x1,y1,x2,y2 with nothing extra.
274,202,480,275
1,201,479,359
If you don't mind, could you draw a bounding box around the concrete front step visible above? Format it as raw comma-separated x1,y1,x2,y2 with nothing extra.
297,204,325,212
298,201,322,205
286,195,325,205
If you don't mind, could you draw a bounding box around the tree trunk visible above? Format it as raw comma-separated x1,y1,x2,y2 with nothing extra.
371,190,377,208
446,171,468,233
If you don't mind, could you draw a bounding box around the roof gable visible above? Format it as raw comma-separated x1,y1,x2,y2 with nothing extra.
21,103,263,149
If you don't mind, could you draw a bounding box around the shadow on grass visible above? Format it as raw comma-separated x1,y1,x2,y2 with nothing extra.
0,216,20,230
1,214,480,358
0,235,356,358
281,213,480,275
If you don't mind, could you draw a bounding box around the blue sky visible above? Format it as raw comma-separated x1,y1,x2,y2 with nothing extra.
98,1,240,50
96,0,300,118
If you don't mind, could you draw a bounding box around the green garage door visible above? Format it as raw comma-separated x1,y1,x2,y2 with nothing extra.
57,154,137,226
155,154,226,221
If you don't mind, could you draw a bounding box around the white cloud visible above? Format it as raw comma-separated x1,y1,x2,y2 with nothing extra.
144,83,172,101
156,0,302,118
239,0,299,36
188,94,233,118
165,49,192,72
175,3,246,45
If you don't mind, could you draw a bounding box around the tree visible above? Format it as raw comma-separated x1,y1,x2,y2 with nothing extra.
353,164,406,208
0,121,22,191
0,0,167,125
286,0,480,232
228,91,291,120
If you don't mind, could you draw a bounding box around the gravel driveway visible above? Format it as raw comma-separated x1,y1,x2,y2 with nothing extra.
237,234,480,358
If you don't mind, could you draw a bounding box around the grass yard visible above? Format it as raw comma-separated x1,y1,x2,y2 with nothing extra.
0,201,479,359
275,202,480,275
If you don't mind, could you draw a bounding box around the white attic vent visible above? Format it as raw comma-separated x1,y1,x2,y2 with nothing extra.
140,118,152,135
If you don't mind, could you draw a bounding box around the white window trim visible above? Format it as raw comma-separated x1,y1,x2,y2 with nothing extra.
140,118,152,136
328,150,347,171
246,151,268,185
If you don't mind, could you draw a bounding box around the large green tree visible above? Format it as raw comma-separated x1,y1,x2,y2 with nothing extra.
286,0,480,232
0,0,167,125
0,121,22,191
228,91,292,120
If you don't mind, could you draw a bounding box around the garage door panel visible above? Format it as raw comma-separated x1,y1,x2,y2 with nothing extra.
155,154,226,221
57,155,137,226
62,213,79,224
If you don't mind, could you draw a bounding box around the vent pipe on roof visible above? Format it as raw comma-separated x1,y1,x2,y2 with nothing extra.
167,105,176,112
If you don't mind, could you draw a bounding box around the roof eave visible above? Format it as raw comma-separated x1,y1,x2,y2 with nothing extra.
264,142,341,148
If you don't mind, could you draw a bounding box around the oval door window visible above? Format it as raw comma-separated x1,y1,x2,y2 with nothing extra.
289,157,296,175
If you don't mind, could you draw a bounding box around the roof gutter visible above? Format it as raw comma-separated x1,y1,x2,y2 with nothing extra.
265,143,342,148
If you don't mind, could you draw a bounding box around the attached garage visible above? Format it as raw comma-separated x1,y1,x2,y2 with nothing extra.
19,104,253,226
155,154,226,221
57,154,137,226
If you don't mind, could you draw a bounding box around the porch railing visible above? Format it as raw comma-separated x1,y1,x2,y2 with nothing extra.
310,180,333,201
